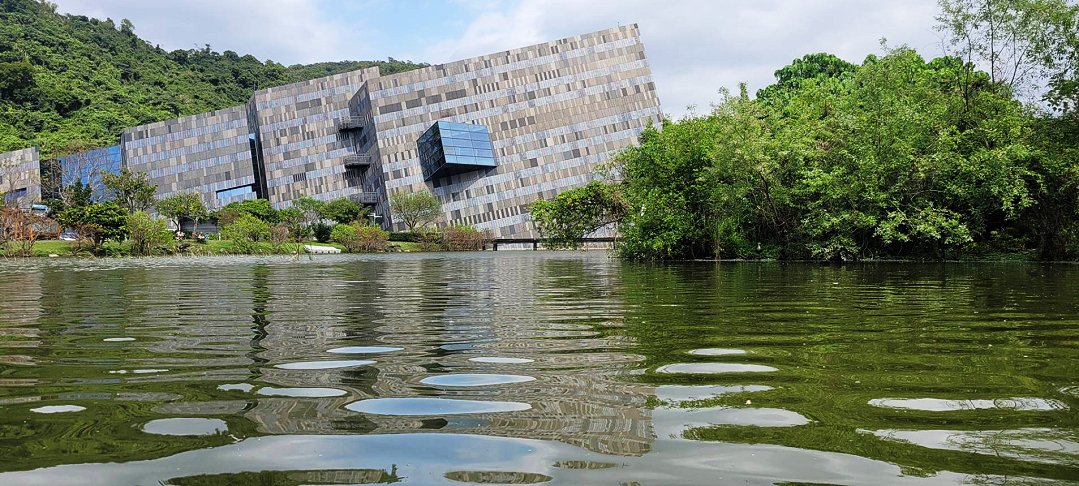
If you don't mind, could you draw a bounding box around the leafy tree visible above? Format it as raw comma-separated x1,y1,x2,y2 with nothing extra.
390,191,441,232
292,196,324,227
125,211,169,256
936,0,1079,109
278,207,307,241
220,213,269,253
530,181,624,249
56,202,127,249
102,168,156,212
216,199,277,224
319,198,365,225
311,222,333,243
155,193,207,230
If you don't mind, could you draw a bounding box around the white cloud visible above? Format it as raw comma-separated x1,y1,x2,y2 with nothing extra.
422,0,945,118
53,0,380,64
54,0,947,117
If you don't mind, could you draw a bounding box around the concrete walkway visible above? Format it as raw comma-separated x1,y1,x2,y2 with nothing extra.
304,244,342,254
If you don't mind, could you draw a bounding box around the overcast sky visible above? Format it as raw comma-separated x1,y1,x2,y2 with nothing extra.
54,0,947,118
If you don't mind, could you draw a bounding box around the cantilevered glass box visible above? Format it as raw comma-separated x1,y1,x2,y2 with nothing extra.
416,121,497,181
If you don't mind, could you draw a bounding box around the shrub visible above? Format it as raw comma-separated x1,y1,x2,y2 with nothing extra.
1,208,54,257
319,198,365,224
56,202,127,251
389,231,421,242
126,211,170,256
332,223,388,252
269,224,290,251
356,225,390,252
220,213,270,254
311,222,333,243
215,199,278,225
442,225,489,251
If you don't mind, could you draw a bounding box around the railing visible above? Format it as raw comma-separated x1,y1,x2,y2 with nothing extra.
349,192,380,206
337,116,370,131
343,154,371,168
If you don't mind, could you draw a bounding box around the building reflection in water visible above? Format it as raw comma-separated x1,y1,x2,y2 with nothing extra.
133,255,654,457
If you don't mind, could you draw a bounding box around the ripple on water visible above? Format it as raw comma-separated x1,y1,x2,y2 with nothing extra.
109,369,168,375
444,471,552,483
656,363,779,374
687,348,748,356
440,343,476,351
30,405,85,414
102,337,135,342
420,374,536,387
654,406,811,436
468,357,535,364
656,385,774,402
274,360,375,370
346,397,532,415
870,428,1079,466
256,387,348,398
327,346,403,354
216,383,255,392
868,397,1068,412
142,418,227,436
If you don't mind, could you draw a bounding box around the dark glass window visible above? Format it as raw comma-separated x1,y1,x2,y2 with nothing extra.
416,121,497,181
56,145,122,201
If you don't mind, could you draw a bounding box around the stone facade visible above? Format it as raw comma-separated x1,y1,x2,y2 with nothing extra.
366,24,661,236
6,25,661,234
249,67,382,208
120,105,258,209
0,147,41,208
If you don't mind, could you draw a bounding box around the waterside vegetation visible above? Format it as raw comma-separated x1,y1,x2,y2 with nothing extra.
532,0,1079,261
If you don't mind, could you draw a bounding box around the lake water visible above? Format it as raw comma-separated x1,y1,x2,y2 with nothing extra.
0,253,1077,484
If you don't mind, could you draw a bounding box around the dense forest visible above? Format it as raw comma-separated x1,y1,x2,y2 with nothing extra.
533,0,1079,261
0,0,427,158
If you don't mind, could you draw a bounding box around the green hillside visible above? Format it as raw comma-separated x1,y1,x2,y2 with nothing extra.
0,0,427,158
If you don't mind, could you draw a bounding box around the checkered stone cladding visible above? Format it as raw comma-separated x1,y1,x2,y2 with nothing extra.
107,24,662,236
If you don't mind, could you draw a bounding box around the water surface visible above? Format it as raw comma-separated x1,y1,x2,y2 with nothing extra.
0,253,1077,484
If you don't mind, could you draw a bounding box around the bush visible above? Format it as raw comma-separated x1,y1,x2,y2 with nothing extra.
215,199,278,225
332,223,389,252
442,225,489,251
56,202,127,251
319,198,365,224
389,231,421,242
1,208,54,257
126,211,170,256
269,224,290,251
220,213,270,253
311,222,333,243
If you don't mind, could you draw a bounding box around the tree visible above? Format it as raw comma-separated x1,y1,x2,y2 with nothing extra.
125,211,169,256
936,0,1079,109
56,202,127,250
102,169,156,212
390,191,441,232
217,198,278,224
220,213,270,253
319,198,365,225
156,193,207,230
278,207,307,241
292,196,324,226
530,181,625,249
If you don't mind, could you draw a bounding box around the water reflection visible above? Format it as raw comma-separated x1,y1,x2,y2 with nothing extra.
142,418,227,436
0,255,1076,484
